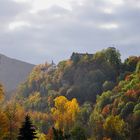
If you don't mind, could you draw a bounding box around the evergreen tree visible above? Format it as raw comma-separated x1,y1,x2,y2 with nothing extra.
18,115,37,140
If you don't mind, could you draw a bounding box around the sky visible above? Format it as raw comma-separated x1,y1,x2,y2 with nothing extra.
0,0,140,64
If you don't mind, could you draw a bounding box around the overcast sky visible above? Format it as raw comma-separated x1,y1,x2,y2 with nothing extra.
0,0,140,64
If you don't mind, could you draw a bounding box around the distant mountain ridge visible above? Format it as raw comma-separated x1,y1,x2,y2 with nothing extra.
0,53,34,93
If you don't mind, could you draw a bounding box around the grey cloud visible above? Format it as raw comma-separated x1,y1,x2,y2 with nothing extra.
0,0,30,31
0,0,29,21
0,0,140,64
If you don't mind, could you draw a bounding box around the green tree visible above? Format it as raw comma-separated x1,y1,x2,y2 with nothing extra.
105,47,121,71
136,61,140,73
120,102,135,118
71,125,87,140
133,103,140,112
71,53,80,64
18,115,37,140
103,115,126,140
102,81,115,92
123,56,140,72
52,127,70,140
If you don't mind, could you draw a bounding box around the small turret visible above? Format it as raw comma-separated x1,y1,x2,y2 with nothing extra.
47,60,57,72
51,60,55,66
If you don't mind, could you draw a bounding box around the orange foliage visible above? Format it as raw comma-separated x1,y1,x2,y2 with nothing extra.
0,110,8,138
29,111,49,121
46,128,53,140
0,83,4,100
125,75,132,81
102,105,110,116
112,108,118,116
125,89,140,97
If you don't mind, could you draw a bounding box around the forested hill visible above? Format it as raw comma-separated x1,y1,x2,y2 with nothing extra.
16,47,140,108
0,54,34,93
90,59,140,140
1,47,140,140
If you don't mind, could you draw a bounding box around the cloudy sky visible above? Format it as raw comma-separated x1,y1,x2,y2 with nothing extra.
0,0,140,64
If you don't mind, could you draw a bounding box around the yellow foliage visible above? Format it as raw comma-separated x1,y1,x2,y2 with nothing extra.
4,101,26,139
52,96,80,131
54,96,68,113
0,110,8,138
0,83,4,101
29,111,49,120
35,132,47,140
28,92,41,103
103,115,125,135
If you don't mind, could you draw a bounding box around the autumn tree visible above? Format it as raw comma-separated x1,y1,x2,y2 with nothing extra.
0,110,8,139
51,96,79,132
46,128,53,140
0,84,8,139
103,115,126,139
4,101,25,140
5,102,17,140
0,83,4,100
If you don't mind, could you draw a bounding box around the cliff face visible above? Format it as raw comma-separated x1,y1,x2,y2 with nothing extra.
0,54,34,93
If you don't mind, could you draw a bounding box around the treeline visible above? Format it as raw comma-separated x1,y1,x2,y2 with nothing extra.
1,47,140,139
16,47,140,110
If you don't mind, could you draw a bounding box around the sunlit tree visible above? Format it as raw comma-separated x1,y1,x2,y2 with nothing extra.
51,96,79,132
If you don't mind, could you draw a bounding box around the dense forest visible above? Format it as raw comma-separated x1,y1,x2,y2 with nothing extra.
0,47,140,140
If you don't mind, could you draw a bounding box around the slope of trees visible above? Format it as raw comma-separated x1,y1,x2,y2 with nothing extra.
1,47,140,139
16,47,123,107
89,62,140,139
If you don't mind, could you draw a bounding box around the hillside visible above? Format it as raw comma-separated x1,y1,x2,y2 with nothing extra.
16,47,140,109
90,61,140,140
0,47,140,139
16,47,121,107
14,47,134,112
0,54,34,93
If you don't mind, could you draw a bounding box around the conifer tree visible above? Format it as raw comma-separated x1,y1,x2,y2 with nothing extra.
18,115,37,140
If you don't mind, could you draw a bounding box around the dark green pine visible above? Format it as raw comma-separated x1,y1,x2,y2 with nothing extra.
18,115,37,140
